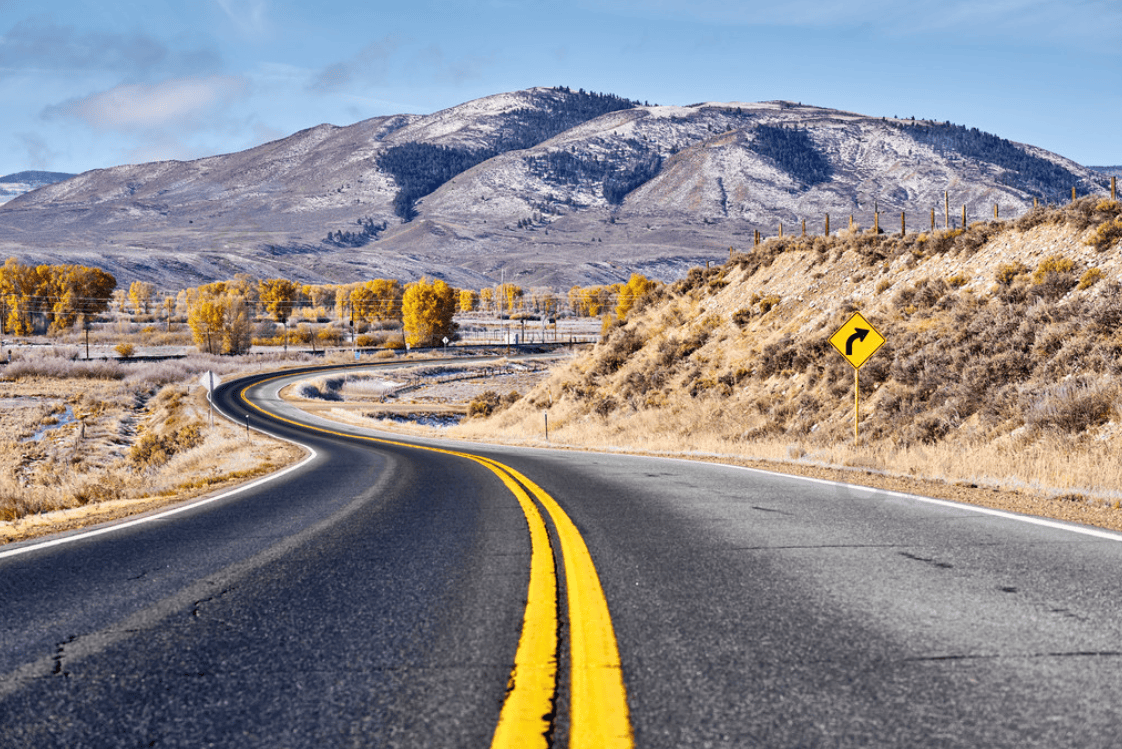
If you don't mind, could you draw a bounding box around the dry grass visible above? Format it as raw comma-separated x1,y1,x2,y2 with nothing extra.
453,199,1122,510
0,351,312,542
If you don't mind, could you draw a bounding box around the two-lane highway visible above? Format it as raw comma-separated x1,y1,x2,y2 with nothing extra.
4,361,1122,747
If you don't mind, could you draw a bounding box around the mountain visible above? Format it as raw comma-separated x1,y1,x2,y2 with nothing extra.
0,87,1109,290
0,171,77,205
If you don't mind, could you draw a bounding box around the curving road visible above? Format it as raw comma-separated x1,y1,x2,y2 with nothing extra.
3,362,1122,747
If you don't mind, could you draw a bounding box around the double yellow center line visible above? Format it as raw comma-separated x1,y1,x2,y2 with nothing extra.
236,376,632,747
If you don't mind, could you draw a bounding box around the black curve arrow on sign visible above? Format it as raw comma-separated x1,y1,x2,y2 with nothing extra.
845,328,869,356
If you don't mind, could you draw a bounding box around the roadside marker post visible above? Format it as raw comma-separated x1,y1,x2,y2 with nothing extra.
200,370,221,427
828,311,886,445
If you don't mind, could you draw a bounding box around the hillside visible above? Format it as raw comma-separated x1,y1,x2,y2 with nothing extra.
0,87,1109,290
461,197,1122,504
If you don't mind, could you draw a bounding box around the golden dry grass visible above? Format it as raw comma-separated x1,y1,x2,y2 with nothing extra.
453,199,1122,511
0,354,307,543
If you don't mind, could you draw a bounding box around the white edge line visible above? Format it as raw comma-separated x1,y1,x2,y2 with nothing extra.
264,373,1122,546
402,431,1122,545
0,386,318,562
713,460,1122,543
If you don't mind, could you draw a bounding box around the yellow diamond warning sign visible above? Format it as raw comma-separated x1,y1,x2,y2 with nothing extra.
829,311,885,369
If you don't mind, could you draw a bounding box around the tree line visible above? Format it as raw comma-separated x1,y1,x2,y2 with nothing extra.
527,146,663,205
900,121,1093,201
1,257,659,354
0,258,116,335
750,124,833,187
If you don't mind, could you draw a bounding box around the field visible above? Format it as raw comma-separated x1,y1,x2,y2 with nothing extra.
0,350,309,543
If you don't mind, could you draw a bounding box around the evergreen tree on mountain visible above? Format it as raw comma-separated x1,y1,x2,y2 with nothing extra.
902,122,1091,200
379,88,640,220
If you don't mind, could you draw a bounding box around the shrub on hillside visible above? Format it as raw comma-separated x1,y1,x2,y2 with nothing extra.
467,390,521,418
1029,255,1078,301
654,322,715,369
995,261,1029,285
1031,255,1075,283
595,326,646,375
1077,268,1103,290
925,228,964,255
1087,217,1122,252
892,277,949,311
1024,378,1115,433
129,423,204,470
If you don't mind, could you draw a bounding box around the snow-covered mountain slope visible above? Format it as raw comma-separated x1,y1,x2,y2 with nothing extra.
0,88,1109,289
0,171,77,205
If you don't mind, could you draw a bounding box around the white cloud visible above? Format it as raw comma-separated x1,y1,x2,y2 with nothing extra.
51,76,249,130
215,0,271,36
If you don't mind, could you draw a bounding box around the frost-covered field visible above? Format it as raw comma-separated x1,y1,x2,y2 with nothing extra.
0,349,312,542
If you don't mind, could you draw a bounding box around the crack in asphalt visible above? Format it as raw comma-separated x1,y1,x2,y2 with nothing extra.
52,635,77,677
899,551,955,569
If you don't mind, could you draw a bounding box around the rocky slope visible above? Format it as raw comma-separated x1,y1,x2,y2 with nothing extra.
0,87,1109,290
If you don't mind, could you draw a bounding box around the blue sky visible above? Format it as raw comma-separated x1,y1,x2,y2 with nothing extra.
1,0,1119,177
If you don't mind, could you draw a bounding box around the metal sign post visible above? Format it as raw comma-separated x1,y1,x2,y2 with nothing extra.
828,311,886,445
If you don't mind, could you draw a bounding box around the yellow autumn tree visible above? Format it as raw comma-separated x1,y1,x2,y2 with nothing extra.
498,283,523,315
479,287,495,313
259,278,299,350
0,259,115,335
615,273,658,320
402,277,457,348
187,285,252,355
574,285,613,317
302,283,335,310
458,288,477,313
351,279,403,323
259,278,299,325
128,281,155,315
187,296,225,354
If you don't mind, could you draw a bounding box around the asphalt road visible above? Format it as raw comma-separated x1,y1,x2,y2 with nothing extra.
4,362,1122,747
